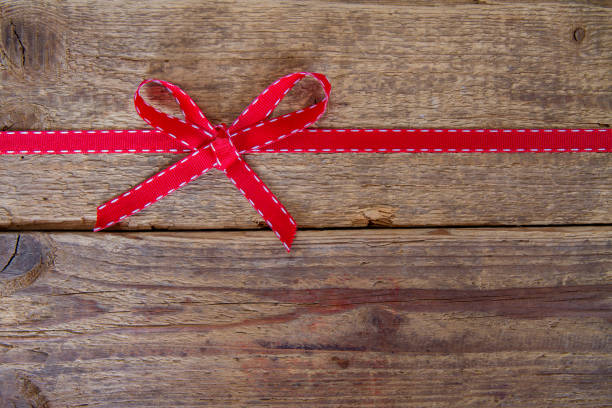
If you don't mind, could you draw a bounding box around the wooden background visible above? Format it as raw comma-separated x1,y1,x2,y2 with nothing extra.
0,0,611,406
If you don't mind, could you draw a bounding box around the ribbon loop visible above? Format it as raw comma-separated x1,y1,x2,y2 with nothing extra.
230,72,330,132
228,72,332,153
96,72,333,251
134,79,215,149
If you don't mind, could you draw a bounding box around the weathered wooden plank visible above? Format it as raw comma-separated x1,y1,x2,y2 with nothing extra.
1,0,611,230
0,228,610,406
1,1,610,129
1,153,611,230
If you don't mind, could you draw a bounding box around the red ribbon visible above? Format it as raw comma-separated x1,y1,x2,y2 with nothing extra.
96,72,332,251
1,72,611,251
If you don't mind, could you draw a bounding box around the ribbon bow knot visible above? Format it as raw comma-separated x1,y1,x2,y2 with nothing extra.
209,124,240,170
95,72,332,251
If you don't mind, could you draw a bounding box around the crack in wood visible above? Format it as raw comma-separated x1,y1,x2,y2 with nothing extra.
0,234,51,297
0,234,19,274
9,20,25,67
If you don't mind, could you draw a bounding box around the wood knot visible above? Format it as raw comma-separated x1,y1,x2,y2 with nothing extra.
573,27,585,43
331,356,350,369
369,308,403,337
270,75,326,117
343,307,405,351
0,1,67,77
0,371,50,408
0,233,52,296
0,103,50,131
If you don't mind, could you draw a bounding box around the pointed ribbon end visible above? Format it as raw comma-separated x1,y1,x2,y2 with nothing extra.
94,205,113,232
281,225,297,253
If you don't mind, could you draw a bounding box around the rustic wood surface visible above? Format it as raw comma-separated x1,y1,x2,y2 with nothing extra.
0,0,611,230
1,0,611,407
0,228,611,407
2,153,612,230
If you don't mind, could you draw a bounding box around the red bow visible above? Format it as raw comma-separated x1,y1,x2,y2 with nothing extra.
95,72,331,251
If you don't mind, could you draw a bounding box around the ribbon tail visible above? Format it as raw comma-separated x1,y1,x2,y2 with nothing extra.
95,147,216,231
224,158,297,252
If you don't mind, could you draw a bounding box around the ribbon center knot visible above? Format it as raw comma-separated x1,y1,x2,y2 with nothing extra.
210,123,239,171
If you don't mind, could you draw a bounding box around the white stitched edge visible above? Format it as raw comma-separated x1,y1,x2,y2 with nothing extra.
96,147,212,228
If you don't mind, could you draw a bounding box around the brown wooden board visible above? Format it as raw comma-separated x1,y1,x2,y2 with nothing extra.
1,0,611,231
2,153,612,231
0,228,611,407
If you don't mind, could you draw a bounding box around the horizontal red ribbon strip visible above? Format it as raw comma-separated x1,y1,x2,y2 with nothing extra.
2,128,610,154
1,72,611,251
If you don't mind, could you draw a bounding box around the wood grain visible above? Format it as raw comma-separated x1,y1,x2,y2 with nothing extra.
1,1,611,406
1,153,611,231
0,228,610,407
0,0,611,230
